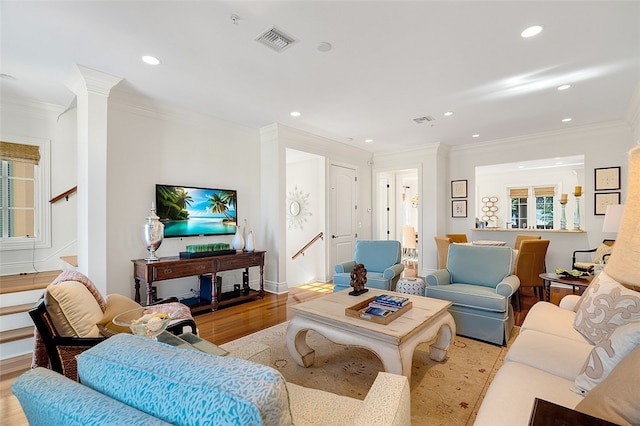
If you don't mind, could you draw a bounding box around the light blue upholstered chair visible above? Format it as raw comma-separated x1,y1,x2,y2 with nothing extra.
333,240,404,292
425,244,519,345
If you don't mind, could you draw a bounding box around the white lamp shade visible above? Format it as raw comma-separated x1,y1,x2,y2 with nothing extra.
602,204,624,233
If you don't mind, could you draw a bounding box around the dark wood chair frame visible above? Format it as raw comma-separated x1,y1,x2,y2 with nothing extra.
572,239,615,272
29,297,197,380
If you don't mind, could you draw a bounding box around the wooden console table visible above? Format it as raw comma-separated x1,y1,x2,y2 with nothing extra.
132,251,265,313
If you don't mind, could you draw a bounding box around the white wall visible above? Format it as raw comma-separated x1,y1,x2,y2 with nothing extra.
286,155,326,285
449,121,634,272
0,98,77,275
104,95,262,300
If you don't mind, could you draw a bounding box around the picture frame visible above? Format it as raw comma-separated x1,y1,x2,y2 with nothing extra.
451,180,468,198
452,200,467,218
594,166,621,191
594,192,620,215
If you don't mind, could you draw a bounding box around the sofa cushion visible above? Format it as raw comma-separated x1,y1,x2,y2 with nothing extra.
573,271,640,345
447,245,513,287
97,294,142,336
426,283,507,312
474,361,584,426
45,281,103,337
11,368,171,426
573,321,640,395
77,333,293,425
574,346,640,426
505,330,593,381
353,240,401,272
520,301,588,342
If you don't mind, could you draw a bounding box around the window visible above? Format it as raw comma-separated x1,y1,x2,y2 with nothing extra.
0,138,50,250
509,186,556,229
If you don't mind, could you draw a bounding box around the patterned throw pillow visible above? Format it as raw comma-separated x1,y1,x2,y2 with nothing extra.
574,321,640,395
593,243,613,264
573,270,640,345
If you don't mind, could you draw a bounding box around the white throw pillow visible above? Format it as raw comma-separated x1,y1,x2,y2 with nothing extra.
574,321,640,395
45,281,103,337
573,270,640,345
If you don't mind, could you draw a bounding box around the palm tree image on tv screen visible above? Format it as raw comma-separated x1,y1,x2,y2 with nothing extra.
155,184,237,237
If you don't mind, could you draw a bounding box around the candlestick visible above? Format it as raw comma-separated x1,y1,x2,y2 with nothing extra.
573,193,581,230
559,197,568,230
574,186,582,197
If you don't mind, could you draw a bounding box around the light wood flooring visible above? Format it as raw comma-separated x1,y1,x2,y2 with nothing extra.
0,268,540,426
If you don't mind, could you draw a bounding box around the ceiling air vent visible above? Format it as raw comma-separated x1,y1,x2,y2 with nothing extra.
413,115,436,124
255,26,298,53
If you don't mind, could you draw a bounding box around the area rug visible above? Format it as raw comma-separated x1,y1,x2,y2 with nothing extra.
221,322,518,425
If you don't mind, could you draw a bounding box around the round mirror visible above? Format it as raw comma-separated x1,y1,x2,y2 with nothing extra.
289,201,301,216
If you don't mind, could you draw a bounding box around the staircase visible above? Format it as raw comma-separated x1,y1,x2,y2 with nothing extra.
0,258,74,377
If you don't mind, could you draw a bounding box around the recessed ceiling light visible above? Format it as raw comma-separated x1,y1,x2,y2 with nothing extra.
472,134,480,138
562,118,572,122
557,84,571,91
142,55,160,65
290,111,301,117
317,42,332,52
521,25,543,38
365,139,373,143
444,111,454,116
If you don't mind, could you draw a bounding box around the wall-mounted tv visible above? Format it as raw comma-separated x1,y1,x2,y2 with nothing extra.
155,184,237,238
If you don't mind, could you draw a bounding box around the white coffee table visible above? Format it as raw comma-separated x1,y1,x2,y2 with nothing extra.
287,288,455,382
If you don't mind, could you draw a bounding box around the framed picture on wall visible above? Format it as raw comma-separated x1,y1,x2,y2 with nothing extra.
451,180,468,198
594,166,621,191
594,192,620,215
452,200,467,218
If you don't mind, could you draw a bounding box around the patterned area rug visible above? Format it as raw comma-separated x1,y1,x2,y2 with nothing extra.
221,322,518,425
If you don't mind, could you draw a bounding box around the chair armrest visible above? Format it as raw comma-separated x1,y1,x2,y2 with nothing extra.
572,248,597,268
354,372,411,426
383,263,405,280
426,270,451,286
559,294,581,311
335,260,356,274
495,274,520,297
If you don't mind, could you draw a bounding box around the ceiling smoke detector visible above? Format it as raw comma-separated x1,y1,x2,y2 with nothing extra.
413,115,436,124
255,26,298,53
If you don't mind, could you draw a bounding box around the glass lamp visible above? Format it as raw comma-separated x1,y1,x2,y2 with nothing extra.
142,202,164,261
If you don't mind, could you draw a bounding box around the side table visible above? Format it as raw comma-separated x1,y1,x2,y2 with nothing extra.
396,277,426,296
539,273,592,303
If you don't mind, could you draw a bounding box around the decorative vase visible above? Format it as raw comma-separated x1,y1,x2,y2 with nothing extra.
231,225,245,251
245,231,255,252
142,203,164,261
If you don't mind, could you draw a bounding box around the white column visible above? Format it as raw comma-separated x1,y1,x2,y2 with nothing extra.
65,65,122,295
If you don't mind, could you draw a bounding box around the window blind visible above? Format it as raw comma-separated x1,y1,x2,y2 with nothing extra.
534,186,555,197
0,141,40,165
509,188,529,198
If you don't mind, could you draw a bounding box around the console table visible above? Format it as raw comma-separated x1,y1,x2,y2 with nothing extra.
132,251,265,312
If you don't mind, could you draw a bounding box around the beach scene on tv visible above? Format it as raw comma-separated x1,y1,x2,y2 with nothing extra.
156,185,237,237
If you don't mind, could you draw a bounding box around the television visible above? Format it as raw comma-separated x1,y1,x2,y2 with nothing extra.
155,184,237,238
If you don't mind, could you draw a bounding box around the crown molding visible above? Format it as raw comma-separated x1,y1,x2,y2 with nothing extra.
449,120,631,154
0,95,66,116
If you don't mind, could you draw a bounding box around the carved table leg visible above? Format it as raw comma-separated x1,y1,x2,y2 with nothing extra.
134,278,141,304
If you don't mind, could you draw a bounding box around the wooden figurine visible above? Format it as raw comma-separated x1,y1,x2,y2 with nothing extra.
349,263,369,296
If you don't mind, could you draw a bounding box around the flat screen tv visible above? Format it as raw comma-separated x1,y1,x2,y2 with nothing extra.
155,184,237,238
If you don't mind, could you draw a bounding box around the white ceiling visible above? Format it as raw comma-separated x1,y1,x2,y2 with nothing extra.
2,1,639,153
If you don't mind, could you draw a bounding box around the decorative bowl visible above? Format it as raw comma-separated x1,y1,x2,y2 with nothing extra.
112,307,170,339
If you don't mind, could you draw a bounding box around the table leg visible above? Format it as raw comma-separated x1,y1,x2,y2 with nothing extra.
134,278,141,304
543,279,551,302
286,319,316,367
211,273,219,311
429,315,456,362
145,282,153,306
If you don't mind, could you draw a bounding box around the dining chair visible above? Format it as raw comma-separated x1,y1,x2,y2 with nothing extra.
402,225,418,262
513,234,541,250
513,239,550,311
434,236,452,269
446,233,468,243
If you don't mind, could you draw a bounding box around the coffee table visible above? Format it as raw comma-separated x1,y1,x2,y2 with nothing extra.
287,288,455,382
539,273,592,302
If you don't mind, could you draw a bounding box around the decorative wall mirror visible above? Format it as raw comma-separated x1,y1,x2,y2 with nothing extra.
287,186,312,229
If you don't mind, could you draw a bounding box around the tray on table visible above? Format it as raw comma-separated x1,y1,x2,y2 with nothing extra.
345,296,412,325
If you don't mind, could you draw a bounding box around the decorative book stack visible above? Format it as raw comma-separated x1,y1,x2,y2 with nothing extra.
346,293,413,325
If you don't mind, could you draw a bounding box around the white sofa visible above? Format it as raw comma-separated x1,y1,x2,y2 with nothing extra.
475,270,640,426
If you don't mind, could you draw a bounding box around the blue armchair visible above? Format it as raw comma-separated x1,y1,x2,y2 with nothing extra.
333,240,405,292
425,244,519,345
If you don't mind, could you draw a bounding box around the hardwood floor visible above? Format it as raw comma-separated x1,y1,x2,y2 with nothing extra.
0,279,538,426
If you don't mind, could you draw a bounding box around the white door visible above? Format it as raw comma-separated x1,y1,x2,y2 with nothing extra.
329,163,357,270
